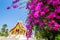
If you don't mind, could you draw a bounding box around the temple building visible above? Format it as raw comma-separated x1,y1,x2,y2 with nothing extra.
8,21,27,39
7,21,36,40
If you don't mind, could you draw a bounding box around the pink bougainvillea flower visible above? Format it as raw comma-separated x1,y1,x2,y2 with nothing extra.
35,4,40,11
26,30,32,38
28,16,32,22
26,24,32,30
27,2,35,10
46,12,56,19
31,22,35,26
48,20,59,31
53,23,59,31
26,0,60,38
33,11,39,18
43,6,49,13
56,16,60,19
7,6,11,9
53,27,58,31
38,21,46,28
13,4,18,8
35,2,43,11
34,19,39,24
47,0,53,4
52,1,59,7
55,7,60,13
12,0,19,4
29,5,35,10
48,20,54,26
51,20,54,22
32,0,38,4
54,23,59,27
40,11,45,16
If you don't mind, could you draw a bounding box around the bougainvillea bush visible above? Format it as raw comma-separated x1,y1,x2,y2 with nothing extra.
26,0,60,40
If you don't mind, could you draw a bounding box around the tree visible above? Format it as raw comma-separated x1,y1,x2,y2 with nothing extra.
26,0,60,40
0,24,9,37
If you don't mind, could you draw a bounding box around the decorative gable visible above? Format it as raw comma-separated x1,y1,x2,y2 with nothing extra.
10,21,26,35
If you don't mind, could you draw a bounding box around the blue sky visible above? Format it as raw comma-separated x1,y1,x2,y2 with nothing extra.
0,0,28,30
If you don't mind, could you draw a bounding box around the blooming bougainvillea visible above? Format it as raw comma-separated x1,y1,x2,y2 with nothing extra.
26,0,60,40
7,0,19,9
7,0,26,9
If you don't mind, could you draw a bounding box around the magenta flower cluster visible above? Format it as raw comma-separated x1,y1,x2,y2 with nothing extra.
26,0,60,38
7,0,19,9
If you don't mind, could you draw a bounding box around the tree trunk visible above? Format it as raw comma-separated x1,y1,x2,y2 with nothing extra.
47,32,55,40
47,37,50,40
51,36,55,40
51,31,58,40
51,33,55,40
47,36,55,40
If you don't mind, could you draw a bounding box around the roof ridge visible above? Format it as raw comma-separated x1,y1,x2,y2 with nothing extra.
10,21,25,32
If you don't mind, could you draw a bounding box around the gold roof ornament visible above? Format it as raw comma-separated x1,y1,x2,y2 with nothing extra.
10,21,26,35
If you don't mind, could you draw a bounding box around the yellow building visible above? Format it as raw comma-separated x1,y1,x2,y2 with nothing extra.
9,21,26,36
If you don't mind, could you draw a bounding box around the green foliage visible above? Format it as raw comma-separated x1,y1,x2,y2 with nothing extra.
33,25,60,40
0,24,9,37
33,26,42,39
35,31,42,39
55,34,60,40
